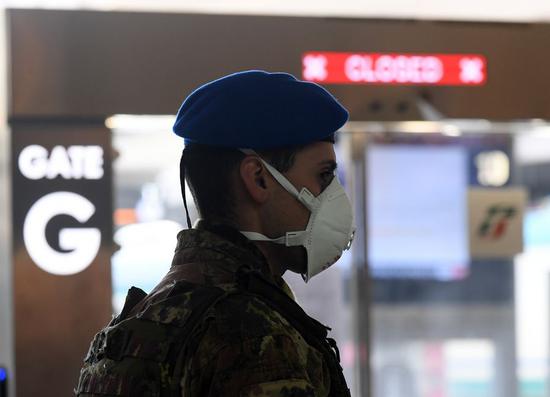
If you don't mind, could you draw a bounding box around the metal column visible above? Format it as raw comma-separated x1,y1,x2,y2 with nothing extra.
0,8,15,397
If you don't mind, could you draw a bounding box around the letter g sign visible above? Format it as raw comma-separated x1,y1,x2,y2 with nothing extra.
23,191,101,275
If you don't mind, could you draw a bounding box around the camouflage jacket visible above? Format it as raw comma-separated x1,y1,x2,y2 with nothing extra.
75,220,350,397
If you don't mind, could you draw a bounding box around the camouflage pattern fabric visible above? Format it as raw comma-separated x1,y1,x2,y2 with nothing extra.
75,220,349,396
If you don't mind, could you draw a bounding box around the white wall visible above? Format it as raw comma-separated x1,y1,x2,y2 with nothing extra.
3,0,550,22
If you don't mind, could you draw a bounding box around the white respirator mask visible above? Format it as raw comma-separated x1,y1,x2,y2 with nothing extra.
239,149,355,282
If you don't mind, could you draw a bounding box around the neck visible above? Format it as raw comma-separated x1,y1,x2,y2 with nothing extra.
235,211,288,278
252,241,287,278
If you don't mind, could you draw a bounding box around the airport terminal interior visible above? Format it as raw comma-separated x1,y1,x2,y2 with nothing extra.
2,2,550,397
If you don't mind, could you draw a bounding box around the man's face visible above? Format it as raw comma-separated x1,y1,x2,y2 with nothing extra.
265,141,337,274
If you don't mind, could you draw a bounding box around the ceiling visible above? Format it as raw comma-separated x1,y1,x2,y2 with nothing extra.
4,0,550,22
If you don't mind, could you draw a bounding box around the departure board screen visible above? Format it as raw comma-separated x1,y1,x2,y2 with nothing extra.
367,145,469,280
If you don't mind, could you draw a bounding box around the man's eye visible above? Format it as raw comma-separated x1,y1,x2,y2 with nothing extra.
320,171,335,183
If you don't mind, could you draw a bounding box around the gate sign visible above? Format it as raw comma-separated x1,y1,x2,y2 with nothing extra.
302,52,487,86
11,123,113,397
468,188,527,258
11,125,112,276
18,145,104,275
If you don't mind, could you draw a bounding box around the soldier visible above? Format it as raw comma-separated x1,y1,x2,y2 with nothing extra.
75,70,355,397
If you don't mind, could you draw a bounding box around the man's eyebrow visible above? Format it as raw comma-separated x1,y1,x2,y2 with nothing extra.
318,160,338,170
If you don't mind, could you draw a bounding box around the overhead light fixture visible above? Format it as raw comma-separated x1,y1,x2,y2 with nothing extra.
105,114,175,133
475,150,510,187
442,124,462,137
395,121,444,134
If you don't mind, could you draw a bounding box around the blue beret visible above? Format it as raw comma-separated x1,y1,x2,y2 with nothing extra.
173,70,349,149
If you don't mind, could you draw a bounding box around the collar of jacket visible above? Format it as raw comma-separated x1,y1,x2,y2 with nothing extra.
172,219,278,286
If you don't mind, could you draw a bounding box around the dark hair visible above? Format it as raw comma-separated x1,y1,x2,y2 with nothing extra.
180,143,306,225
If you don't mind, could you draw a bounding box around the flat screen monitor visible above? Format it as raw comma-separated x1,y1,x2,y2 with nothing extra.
367,144,469,280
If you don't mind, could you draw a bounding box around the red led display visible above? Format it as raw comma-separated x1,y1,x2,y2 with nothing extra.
302,52,487,86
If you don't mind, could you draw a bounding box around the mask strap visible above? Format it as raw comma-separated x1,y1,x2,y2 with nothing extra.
241,230,307,247
240,149,301,199
180,152,192,229
240,231,286,244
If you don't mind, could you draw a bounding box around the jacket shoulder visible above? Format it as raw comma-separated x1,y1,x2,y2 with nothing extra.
135,281,226,327
76,282,228,396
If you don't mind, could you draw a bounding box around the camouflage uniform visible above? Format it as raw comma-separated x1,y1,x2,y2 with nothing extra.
75,220,350,396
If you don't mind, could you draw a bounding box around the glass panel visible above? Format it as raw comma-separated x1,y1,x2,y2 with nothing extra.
514,128,550,397
110,116,191,313
362,126,550,397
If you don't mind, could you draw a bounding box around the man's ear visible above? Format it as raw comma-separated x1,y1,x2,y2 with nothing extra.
239,156,270,204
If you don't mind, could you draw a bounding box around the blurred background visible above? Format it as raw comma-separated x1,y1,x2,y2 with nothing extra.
2,1,550,396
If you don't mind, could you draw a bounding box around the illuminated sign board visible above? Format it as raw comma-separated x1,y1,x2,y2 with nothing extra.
11,123,113,396
469,188,526,258
303,52,487,86
17,145,104,275
12,126,112,277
